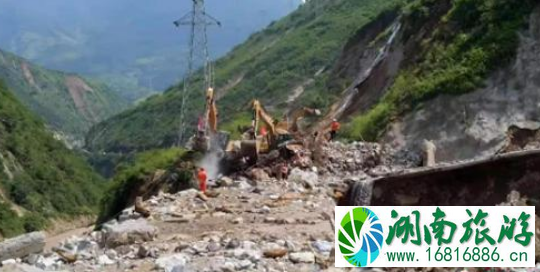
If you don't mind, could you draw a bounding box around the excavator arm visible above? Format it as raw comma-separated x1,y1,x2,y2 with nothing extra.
252,100,276,137
206,87,218,135
189,87,218,152
239,99,305,161
288,107,321,133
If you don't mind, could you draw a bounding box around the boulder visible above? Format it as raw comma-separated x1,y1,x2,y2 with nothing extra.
101,218,158,248
312,240,333,253
155,254,190,272
289,252,315,263
134,196,151,217
118,208,143,222
0,263,45,272
263,248,288,258
97,254,115,265
1,259,16,265
232,180,252,190
217,177,233,187
57,236,99,260
34,256,59,271
137,245,158,259
221,262,236,272
288,168,318,189
231,217,244,224
249,168,269,181
0,232,45,262
228,249,262,262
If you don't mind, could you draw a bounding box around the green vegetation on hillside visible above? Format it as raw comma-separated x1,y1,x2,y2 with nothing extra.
343,0,537,140
0,81,106,238
86,0,404,152
0,49,127,139
96,148,192,225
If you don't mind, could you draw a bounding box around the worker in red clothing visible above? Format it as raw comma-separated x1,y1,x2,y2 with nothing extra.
260,126,267,137
330,118,341,141
197,167,207,194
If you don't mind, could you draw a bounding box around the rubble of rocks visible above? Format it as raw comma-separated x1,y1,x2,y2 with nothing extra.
1,169,341,272
0,216,163,271
319,141,419,178
501,123,540,153
3,140,540,272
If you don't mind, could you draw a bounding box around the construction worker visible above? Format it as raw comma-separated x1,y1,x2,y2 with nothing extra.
197,167,207,194
330,119,341,141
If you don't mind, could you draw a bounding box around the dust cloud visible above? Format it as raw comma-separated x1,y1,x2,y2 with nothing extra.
198,151,222,181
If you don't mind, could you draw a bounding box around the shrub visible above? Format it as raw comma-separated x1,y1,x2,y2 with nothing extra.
0,81,105,238
96,148,187,225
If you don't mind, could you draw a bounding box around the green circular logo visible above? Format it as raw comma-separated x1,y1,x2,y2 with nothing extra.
338,207,384,267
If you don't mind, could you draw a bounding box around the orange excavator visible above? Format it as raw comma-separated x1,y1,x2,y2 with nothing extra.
239,100,290,157
206,87,218,135
236,100,321,161
189,87,226,152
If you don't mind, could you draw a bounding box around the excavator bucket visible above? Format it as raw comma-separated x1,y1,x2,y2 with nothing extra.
186,128,209,152
240,139,259,162
344,149,540,212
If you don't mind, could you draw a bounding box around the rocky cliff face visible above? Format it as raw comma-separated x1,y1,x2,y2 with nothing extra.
318,0,452,135
384,5,540,162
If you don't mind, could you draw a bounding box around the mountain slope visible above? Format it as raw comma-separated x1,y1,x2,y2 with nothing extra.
86,0,404,152
0,49,126,142
0,80,106,238
340,0,538,143
382,1,540,161
0,0,303,100
88,0,539,158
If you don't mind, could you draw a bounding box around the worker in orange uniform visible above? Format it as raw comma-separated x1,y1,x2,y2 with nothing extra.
197,167,207,194
330,118,341,141
260,126,267,137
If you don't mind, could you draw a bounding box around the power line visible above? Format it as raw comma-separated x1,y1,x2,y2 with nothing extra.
173,0,220,146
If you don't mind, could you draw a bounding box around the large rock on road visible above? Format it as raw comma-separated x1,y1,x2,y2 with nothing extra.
0,232,45,262
101,218,158,248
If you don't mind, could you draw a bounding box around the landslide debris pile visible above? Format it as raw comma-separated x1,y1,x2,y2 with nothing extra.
319,141,420,177
1,176,337,271
1,141,540,272
0,141,402,272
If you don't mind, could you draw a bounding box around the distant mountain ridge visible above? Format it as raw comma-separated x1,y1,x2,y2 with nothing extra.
0,0,303,101
0,49,126,143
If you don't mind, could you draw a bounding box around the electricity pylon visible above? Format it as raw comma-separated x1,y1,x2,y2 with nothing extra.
174,0,220,146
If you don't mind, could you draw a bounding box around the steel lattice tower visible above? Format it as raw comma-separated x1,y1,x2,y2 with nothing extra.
174,0,220,146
